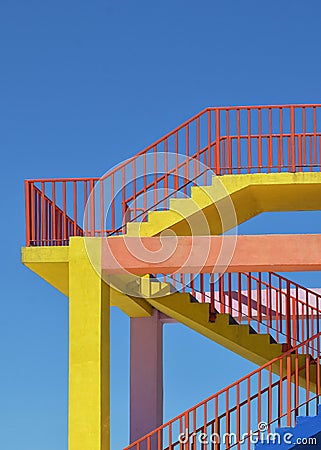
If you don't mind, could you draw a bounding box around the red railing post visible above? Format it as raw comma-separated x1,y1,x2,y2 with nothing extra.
73,181,77,238
25,181,31,247
313,106,317,168
62,181,67,244
257,273,262,333
51,181,56,244
30,182,35,246
247,108,252,172
207,109,211,170
218,274,224,313
124,331,321,450
258,108,262,172
237,109,241,174
278,107,283,171
290,106,296,172
215,109,220,174
286,280,292,347
268,107,273,171
24,104,321,246
90,179,95,237
210,273,216,321
175,131,179,191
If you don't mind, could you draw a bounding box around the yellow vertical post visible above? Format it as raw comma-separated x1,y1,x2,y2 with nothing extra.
68,237,110,450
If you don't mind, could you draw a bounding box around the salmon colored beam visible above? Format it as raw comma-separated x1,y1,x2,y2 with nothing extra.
102,234,321,274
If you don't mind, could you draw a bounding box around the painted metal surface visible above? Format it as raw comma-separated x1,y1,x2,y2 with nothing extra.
125,333,321,450
24,104,321,247
22,103,321,449
158,271,321,348
22,236,321,448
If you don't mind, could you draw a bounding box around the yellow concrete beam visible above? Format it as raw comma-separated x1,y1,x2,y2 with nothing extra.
21,241,153,317
22,246,69,296
110,287,152,317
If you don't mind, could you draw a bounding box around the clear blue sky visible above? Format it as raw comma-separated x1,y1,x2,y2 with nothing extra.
1,1,321,449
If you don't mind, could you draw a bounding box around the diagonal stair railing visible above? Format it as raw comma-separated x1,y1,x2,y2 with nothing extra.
157,271,321,349
23,104,321,448
25,104,321,246
124,332,321,450
124,271,321,449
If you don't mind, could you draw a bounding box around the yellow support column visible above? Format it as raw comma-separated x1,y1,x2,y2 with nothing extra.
68,237,110,450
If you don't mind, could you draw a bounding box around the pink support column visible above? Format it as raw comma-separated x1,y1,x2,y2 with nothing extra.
130,310,170,443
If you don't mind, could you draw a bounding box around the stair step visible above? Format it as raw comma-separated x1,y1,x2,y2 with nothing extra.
256,404,321,449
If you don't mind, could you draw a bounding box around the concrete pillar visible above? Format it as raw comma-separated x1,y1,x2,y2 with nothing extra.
68,238,110,450
130,309,163,443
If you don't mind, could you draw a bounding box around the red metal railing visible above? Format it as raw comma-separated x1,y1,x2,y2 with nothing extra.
25,104,321,246
124,333,321,450
123,271,321,449
25,183,84,246
157,271,321,349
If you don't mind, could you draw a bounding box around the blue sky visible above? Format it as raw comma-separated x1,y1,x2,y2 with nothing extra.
1,1,321,449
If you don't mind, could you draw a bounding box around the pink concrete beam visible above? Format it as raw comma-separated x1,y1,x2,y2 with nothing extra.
102,234,321,274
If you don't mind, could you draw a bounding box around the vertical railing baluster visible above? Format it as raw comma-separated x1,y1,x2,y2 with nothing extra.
286,280,291,347
207,109,211,171
286,354,292,426
84,180,88,235
314,106,317,168
290,106,295,171
73,181,77,237
247,273,251,326
90,179,95,237
302,107,306,172
63,181,67,244
185,126,189,195
268,107,272,172
215,109,220,174
226,109,232,174
111,173,115,232
236,109,241,174
238,273,242,323
279,107,283,171
52,181,56,245
258,108,262,172
164,138,168,207
175,131,179,193
247,109,252,173
25,181,31,246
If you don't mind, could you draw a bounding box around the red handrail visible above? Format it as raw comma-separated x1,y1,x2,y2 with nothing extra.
25,104,321,246
124,332,321,450
159,271,321,349
125,270,321,449
23,104,321,448
25,182,83,246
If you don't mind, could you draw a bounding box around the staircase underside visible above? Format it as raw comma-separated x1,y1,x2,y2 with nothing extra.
126,172,321,236
22,172,321,397
146,292,284,367
21,243,321,393
21,244,154,317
